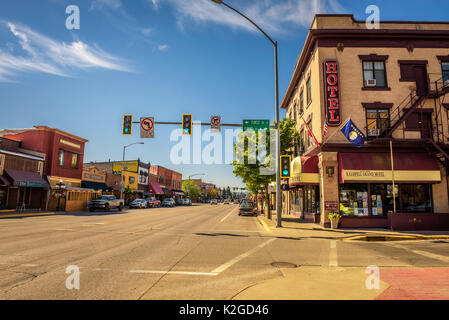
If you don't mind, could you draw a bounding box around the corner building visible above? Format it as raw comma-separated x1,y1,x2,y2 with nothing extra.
282,15,449,230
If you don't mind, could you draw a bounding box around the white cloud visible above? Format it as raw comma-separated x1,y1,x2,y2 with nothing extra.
165,0,345,34
158,44,169,51
150,0,160,10
90,0,122,11
0,21,131,82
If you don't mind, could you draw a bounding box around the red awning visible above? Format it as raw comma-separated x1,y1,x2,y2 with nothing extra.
290,156,320,186
148,182,164,195
4,169,49,188
339,153,441,183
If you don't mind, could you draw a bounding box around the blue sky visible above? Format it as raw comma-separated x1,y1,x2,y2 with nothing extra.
1,0,449,189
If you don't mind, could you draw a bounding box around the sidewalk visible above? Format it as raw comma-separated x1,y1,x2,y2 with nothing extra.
0,210,59,218
230,213,449,300
256,211,449,240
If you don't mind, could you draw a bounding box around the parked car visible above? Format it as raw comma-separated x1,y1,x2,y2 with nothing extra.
130,199,147,209
175,198,184,206
205,199,211,204
234,199,240,204
210,199,218,205
223,199,231,204
162,198,176,207
184,198,192,206
89,195,124,212
146,197,161,208
238,199,257,216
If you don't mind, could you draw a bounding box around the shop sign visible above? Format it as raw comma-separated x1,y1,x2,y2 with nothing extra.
15,181,43,188
113,161,138,174
323,60,341,126
60,139,81,149
325,201,339,211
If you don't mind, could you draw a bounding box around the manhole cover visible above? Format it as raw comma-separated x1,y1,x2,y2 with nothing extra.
271,262,298,268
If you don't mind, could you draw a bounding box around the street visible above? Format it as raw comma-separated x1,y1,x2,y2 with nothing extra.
1,204,449,299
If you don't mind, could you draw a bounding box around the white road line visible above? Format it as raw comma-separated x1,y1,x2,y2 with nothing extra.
212,238,276,274
20,264,39,267
129,270,218,276
329,240,338,267
220,208,237,223
386,243,449,263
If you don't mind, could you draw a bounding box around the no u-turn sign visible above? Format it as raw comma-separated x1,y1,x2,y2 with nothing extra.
140,117,154,138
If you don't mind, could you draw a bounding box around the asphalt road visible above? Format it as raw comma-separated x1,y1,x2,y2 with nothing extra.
0,204,449,299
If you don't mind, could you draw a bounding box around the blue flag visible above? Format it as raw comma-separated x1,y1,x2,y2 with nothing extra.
340,119,366,148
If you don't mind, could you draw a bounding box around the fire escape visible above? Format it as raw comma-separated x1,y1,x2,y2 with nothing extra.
372,75,449,169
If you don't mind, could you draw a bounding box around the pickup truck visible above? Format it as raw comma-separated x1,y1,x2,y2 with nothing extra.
146,197,161,208
89,195,124,212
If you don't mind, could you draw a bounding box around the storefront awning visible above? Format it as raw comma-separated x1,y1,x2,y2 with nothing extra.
171,189,185,196
0,175,10,186
339,153,441,183
148,182,164,195
4,169,49,189
289,156,320,186
81,181,112,191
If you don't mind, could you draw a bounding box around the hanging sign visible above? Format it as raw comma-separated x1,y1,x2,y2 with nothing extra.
323,60,341,126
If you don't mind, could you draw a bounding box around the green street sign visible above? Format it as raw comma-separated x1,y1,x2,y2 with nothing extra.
243,120,270,132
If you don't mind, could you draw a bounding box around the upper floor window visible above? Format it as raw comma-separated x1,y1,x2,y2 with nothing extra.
129,176,135,184
58,150,64,167
299,130,305,155
293,102,297,123
71,153,79,169
306,120,313,148
299,90,304,114
306,78,312,105
442,62,449,83
363,61,387,88
366,109,389,137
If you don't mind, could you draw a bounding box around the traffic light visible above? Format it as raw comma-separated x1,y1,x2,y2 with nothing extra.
280,155,291,178
182,114,192,136
123,115,133,135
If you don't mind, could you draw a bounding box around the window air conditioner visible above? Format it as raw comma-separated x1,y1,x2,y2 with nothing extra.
368,129,380,137
365,79,377,87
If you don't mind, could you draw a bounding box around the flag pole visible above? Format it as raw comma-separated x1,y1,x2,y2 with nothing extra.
390,139,397,214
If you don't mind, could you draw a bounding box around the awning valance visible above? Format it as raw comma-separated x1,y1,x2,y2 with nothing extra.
289,156,320,186
148,182,164,195
171,189,185,196
4,169,49,189
339,153,441,183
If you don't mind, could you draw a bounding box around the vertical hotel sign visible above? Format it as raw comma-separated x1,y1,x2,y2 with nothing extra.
323,60,341,126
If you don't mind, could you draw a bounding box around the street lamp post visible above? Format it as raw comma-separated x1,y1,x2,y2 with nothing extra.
121,142,144,201
211,0,282,227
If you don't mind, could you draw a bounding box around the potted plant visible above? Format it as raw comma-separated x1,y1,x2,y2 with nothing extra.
328,212,342,229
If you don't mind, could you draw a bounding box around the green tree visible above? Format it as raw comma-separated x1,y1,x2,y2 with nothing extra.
182,180,201,201
232,118,299,218
209,189,219,199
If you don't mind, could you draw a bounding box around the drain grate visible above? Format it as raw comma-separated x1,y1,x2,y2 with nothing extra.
271,262,298,268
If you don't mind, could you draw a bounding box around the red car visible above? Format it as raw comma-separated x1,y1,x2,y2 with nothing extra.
146,197,161,208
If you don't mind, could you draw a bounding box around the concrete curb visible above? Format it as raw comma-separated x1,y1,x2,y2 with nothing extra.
256,215,273,233
344,234,449,242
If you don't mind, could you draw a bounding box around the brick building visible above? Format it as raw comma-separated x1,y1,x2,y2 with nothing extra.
281,14,449,230
0,136,48,210
0,126,94,211
149,165,183,198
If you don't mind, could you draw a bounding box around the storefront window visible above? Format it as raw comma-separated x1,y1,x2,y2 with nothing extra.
370,184,399,216
0,188,6,209
400,184,433,213
303,185,318,213
339,184,369,216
